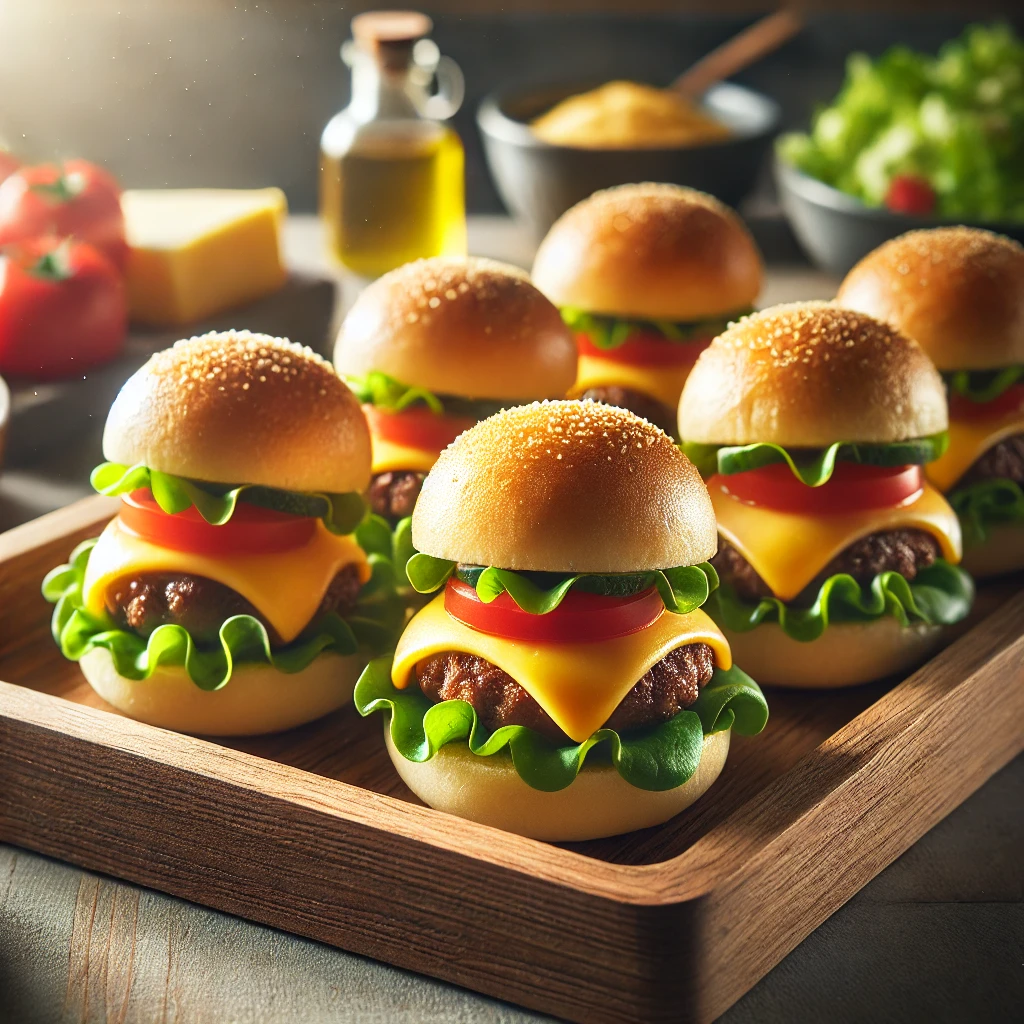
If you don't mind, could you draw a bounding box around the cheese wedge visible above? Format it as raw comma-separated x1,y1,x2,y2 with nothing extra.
122,188,287,325
370,433,442,475
571,351,696,411
927,407,1024,492
709,478,962,602
83,517,369,644
392,594,731,743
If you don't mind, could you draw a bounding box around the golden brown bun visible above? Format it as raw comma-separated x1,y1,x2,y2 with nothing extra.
334,256,578,400
531,183,762,319
413,400,717,572
719,619,945,688
104,330,371,493
678,302,948,446
385,725,729,841
960,524,1024,579
81,648,363,736
836,227,1024,370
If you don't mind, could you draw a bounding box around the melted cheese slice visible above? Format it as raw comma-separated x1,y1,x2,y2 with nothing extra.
83,518,370,644
927,407,1024,492
392,594,732,743
370,432,442,475
571,352,694,411
709,478,962,602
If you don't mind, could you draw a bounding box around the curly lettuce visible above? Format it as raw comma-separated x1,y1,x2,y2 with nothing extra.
355,513,416,588
560,306,752,350
944,366,1024,404
355,657,768,792
41,538,404,690
345,370,444,414
91,462,366,535
950,478,1024,546
708,560,974,642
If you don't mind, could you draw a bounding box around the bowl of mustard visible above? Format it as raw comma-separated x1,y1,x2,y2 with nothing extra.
478,79,780,235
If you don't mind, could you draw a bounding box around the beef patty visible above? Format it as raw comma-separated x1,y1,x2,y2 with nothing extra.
367,470,426,522
579,385,676,435
958,433,1024,488
416,643,715,744
105,563,363,647
713,529,941,604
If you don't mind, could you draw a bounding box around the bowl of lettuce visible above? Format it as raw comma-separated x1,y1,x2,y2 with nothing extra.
775,23,1024,276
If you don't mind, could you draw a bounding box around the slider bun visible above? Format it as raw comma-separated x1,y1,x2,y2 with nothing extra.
959,524,1024,579
531,183,762,320
679,302,948,446
104,330,371,493
412,400,718,572
385,725,730,841
81,649,364,736
334,256,578,401
836,227,1024,370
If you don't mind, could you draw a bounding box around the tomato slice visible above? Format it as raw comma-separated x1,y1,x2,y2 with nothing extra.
118,489,316,555
948,384,1024,422
577,331,710,368
363,403,476,454
715,462,924,514
443,577,664,643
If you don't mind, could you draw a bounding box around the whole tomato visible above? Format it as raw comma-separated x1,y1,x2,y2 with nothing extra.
0,150,18,185
0,238,127,379
0,160,128,270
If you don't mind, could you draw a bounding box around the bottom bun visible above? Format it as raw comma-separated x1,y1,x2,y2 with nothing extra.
81,648,364,736
384,725,730,841
719,618,946,689
960,524,1024,579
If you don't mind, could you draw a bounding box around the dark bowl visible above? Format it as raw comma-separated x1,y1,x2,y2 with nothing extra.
776,156,1024,278
477,81,781,237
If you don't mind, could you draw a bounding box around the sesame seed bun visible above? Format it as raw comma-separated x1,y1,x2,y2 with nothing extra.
412,400,717,572
836,227,1024,370
103,331,371,494
333,256,578,401
678,303,948,446
531,183,762,320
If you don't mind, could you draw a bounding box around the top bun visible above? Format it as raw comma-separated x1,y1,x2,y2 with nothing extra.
678,303,947,446
836,227,1024,370
413,400,717,572
104,331,371,493
531,183,762,320
334,256,578,401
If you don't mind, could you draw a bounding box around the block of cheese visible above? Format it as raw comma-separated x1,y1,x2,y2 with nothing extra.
122,188,288,325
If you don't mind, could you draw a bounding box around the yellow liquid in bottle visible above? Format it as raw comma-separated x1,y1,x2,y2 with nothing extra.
320,122,466,278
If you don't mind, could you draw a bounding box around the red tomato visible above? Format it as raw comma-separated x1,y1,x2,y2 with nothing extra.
0,160,127,270
0,238,127,379
948,384,1024,422
0,151,18,185
119,490,317,555
577,331,710,368
443,577,665,643
884,174,936,216
715,461,924,514
363,403,476,454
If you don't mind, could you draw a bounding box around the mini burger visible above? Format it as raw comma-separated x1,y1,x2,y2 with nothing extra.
531,183,762,434
837,227,1024,578
678,303,974,689
354,400,768,841
42,331,402,736
333,256,577,525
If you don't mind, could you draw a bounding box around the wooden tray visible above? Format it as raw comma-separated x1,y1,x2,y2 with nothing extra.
1,496,1022,1024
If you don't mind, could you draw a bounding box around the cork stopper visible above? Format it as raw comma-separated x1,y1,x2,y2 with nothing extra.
351,11,432,69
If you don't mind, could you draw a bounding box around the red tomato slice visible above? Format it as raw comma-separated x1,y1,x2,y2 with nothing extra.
443,577,664,643
118,490,316,555
363,403,476,454
577,331,710,368
715,462,924,514
948,384,1024,422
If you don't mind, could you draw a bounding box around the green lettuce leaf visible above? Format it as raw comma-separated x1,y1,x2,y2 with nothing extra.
355,513,417,587
41,537,404,690
560,306,752,350
344,370,444,414
707,560,974,642
354,657,768,792
679,434,949,484
91,462,366,535
949,477,1024,546
944,366,1024,404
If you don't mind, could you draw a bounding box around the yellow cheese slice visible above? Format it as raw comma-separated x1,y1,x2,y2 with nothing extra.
571,351,694,411
709,478,962,602
122,188,287,325
83,517,369,644
392,594,732,743
370,432,442,475
927,408,1024,492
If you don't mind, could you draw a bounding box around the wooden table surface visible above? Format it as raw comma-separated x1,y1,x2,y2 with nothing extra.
1,217,1021,1024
